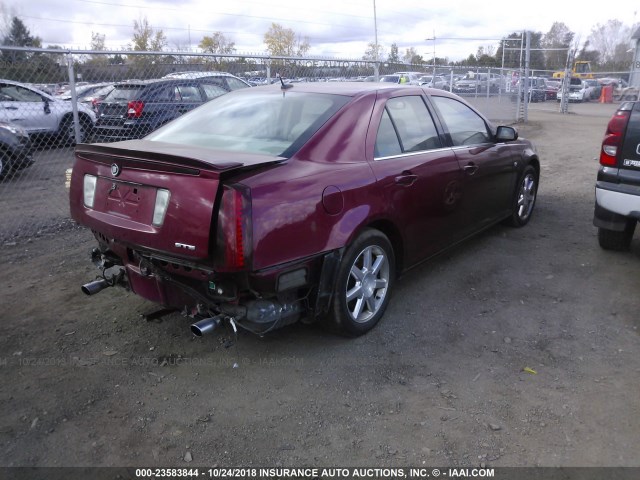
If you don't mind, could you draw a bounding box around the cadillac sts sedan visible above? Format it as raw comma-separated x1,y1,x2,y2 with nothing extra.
69,82,539,337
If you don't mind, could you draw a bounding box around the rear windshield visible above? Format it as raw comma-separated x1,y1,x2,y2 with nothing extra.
147,90,350,157
104,85,145,102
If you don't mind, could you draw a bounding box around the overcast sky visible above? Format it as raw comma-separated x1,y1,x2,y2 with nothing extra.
2,0,638,61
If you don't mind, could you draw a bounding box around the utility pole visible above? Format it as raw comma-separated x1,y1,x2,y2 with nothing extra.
373,0,379,80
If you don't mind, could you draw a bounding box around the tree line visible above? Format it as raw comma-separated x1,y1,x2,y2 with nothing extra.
1,13,637,74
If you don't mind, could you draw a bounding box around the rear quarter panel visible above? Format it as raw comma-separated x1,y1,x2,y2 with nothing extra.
240,93,386,271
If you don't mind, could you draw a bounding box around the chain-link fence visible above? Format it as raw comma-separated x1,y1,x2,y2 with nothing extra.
0,46,624,242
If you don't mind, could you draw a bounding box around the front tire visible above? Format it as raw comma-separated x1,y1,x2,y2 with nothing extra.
59,116,92,145
506,165,538,227
330,229,395,336
0,151,8,180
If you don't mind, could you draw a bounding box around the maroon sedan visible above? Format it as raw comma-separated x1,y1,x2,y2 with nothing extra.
69,82,539,337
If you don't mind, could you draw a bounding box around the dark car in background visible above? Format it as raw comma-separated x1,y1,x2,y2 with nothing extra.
56,82,114,102
57,82,115,111
544,79,561,100
512,77,548,103
594,101,640,250
70,82,539,338
91,73,251,142
0,121,34,179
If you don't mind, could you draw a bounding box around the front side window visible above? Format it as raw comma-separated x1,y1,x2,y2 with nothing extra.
431,96,491,146
0,84,43,102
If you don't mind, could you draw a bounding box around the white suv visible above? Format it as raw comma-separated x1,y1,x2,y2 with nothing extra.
0,79,96,144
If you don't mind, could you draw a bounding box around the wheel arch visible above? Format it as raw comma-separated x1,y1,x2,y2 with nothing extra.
364,219,404,275
526,156,540,177
314,218,404,319
58,111,94,130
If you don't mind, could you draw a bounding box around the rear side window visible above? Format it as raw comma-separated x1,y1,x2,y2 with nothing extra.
201,83,229,100
375,110,402,157
176,85,203,102
431,96,491,146
104,86,144,102
225,77,250,91
146,85,176,102
375,96,441,158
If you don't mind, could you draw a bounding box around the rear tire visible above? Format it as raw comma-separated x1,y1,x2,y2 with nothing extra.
329,229,395,336
598,224,635,251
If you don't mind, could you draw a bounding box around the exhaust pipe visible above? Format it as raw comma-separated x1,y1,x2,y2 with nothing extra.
81,267,125,296
190,315,224,337
81,278,111,296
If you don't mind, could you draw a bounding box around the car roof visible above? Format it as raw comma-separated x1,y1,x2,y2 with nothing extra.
112,73,251,88
112,77,222,87
231,81,457,98
162,71,239,79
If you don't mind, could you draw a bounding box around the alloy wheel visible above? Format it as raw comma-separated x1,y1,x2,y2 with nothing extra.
344,244,390,323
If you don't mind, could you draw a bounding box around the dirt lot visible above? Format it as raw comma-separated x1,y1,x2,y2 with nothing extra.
1,102,639,469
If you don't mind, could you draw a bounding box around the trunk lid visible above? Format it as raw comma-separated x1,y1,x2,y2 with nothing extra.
70,140,285,261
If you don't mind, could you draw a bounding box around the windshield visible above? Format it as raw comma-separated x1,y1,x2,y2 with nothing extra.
147,90,350,157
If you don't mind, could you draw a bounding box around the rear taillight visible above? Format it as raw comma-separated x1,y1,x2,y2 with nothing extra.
215,184,251,271
83,174,97,208
127,100,144,118
600,107,631,166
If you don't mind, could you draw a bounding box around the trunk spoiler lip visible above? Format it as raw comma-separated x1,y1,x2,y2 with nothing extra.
75,140,287,172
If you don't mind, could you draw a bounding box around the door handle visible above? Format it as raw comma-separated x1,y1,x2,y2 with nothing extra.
463,163,479,175
394,171,418,186
4,106,18,110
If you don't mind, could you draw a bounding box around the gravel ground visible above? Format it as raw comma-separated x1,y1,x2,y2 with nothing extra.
1,101,638,469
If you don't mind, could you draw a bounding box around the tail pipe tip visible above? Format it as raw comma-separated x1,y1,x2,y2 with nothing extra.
190,316,224,337
81,278,111,296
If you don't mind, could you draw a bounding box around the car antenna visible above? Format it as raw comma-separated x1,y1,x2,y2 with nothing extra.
280,77,293,90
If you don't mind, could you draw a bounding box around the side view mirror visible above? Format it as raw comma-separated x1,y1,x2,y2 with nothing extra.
496,126,518,142
43,98,51,114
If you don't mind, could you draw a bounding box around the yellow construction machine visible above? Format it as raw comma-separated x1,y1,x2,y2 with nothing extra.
552,61,594,79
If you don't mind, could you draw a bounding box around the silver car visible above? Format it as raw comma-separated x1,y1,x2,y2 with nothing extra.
0,79,96,144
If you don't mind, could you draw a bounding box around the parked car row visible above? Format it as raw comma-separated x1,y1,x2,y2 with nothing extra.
91,72,251,142
419,75,449,90
452,72,502,94
56,82,116,112
0,72,252,151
